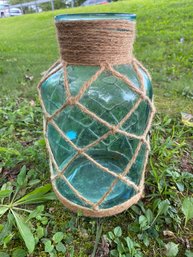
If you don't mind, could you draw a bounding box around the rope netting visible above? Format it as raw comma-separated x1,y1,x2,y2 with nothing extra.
37,19,156,217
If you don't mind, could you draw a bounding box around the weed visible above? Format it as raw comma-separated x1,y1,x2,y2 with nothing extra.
42,232,66,256
0,166,56,253
107,226,143,257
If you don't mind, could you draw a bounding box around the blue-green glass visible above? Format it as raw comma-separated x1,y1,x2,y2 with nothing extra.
41,14,152,210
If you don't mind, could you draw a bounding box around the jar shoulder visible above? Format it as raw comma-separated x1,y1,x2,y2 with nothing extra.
40,63,152,115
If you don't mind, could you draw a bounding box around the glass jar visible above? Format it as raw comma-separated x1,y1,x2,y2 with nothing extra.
38,13,154,217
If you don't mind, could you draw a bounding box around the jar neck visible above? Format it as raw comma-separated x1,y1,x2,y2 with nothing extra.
55,13,136,22
55,14,136,66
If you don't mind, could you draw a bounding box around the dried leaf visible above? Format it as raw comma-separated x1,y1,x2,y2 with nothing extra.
181,113,193,127
163,230,175,237
30,100,35,107
25,75,34,81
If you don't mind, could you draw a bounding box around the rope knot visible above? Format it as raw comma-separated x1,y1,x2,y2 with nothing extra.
110,125,117,134
93,205,99,211
67,96,77,105
77,148,84,155
118,174,124,180
141,137,150,150
141,137,146,144
58,172,63,178
139,92,146,100
46,115,52,122
100,61,111,70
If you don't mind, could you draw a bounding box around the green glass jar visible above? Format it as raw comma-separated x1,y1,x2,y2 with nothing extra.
38,13,154,217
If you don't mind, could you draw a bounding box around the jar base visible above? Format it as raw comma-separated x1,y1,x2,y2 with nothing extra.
56,151,135,209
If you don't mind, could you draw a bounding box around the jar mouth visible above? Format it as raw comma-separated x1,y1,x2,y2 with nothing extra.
55,13,136,22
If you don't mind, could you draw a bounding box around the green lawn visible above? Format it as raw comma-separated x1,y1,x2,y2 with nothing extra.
0,0,193,256
0,0,193,113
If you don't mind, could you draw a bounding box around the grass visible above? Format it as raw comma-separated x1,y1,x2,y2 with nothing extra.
0,0,193,113
0,0,193,256
0,99,192,256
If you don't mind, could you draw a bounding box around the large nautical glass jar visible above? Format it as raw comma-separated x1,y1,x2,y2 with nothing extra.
38,13,155,217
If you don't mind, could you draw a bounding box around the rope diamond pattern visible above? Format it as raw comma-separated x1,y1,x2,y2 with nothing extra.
38,58,156,217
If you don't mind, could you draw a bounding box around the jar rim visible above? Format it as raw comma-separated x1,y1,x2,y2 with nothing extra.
55,13,136,22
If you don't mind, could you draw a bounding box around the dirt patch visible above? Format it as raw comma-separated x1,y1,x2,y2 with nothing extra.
180,152,193,174
94,237,110,257
0,163,31,186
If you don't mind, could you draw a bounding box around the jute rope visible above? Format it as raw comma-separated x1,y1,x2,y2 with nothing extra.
55,20,135,66
37,19,156,217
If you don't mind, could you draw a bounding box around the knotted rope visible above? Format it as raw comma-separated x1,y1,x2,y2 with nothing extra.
37,19,156,217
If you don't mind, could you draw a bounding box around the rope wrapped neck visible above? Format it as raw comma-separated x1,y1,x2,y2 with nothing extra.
55,20,136,66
